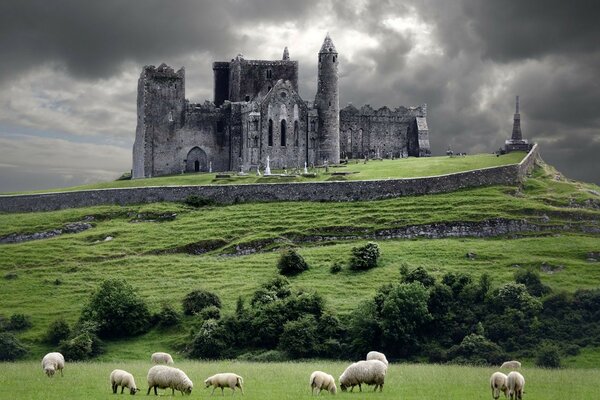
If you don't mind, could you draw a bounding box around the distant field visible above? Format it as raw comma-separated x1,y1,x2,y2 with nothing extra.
1,360,597,399
1,152,526,195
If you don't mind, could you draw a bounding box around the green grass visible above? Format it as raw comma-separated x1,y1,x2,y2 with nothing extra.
1,152,526,195
0,360,597,399
1,161,599,365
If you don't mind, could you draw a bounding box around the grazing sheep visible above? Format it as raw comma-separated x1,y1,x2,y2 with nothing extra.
110,369,140,395
151,352,174,365
490,372,508,400
309,371,337,395
366,351,389,367
147,365,193,396
501,360,521,370
507,371,525,400
41,352,65,377
204,373,244,395
339,360,386,392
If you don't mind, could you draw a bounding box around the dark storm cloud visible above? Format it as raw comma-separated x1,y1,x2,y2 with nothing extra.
0,0,321,82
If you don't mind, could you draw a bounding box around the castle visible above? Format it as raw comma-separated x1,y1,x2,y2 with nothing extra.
132,34,431,178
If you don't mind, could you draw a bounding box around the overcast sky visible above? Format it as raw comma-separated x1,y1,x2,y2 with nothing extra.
1,0,599,192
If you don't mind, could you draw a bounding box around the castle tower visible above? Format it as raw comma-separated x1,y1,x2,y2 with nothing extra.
315,33,340,164
282,46,289,60
505,95,532,153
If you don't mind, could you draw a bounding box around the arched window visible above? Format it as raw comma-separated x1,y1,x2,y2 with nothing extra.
294,120,299,146
333,55,336,63
280,119,287,146
268,119,273,146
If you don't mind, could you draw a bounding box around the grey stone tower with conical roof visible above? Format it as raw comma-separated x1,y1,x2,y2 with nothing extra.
505,95,532,152
315,33,340,164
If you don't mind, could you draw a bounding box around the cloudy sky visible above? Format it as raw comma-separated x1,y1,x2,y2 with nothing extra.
1,0,599,192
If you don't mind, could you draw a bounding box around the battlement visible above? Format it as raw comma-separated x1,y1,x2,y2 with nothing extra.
141,63,185,80
341,103,427,118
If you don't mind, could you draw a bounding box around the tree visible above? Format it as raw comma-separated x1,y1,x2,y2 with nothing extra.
0,332,27,361
279,315,319,358
402,266,436,288
447,333,506,365
182,289,222,316
79,279,150,339
349,242,381,271
45,318,71,345
277,249,309,276
536,343,561,368
514,269,551,297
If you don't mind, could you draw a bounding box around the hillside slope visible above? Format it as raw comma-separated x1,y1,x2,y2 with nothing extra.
1,160,599,364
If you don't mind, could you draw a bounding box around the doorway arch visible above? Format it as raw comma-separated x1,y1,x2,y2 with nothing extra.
185,147,208,173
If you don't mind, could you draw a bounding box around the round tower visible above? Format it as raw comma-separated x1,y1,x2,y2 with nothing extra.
315,33,340,164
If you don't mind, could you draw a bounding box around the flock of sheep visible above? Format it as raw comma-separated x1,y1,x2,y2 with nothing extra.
42,349,526,398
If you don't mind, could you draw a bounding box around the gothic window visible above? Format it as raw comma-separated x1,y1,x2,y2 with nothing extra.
280,119,287,146
294,120,299,146
310,119,316,132
268,119,273,146
217,121,224,133
333,55,336,62
266,69,272,79
253,136,259,147
253,120,259,131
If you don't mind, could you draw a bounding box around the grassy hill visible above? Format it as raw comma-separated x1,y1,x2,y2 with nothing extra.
1,157,599,367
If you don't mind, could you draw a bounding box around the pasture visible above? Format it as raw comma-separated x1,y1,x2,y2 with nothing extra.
1,360,597,399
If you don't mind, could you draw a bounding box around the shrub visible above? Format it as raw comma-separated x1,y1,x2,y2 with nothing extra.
279,315,319,358
250,276,292,307
402,266,436,288
79,279,150,339
349,242,381,271
198,305,221,321
45,318,71,345
7,313,32,331
536,343,561,368
0,332,28,361
330,261,343,274
447,333,506,365
515,269,552,297
277,249,309,276
238,349,288,362
184,195,215,208
188,319,227,359
155,304,181,329
182,289,222,316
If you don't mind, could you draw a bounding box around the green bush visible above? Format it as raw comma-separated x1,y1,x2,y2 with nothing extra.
188,319,227,359
45,318,71,345
447,333,506,365
277,249,309,276
250,276,292,307
155,304,181,329
182,289,222,316
349,242,381,271
198,305,221,321
536,343,561,368
279,315,318,358
402,266,436,288
330,261,343,274
515,269,552,297
7,313,32,331
0,332,28,361
79,279,150,339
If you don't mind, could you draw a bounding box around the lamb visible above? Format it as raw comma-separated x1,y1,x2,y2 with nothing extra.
41,352,65,377
204,373,244,395
507,371,525,400
110,369,140,395
339,360,386,392
151,351,174,365
490,372,508,400
147,365,193,396
366,351,389,367
309,371,337,395
501,360,521,370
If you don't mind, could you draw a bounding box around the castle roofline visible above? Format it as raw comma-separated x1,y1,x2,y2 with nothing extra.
319,33,337,54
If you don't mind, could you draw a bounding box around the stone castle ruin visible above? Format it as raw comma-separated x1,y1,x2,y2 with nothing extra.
132,34,431,178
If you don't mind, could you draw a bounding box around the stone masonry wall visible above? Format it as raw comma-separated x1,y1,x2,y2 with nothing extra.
0,145,538,213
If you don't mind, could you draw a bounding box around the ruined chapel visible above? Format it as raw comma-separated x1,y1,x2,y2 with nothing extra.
132,34,431,178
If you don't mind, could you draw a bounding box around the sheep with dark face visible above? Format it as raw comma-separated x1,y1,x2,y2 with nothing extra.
339,360,386,392
507,371,525,400
110,369,140,395
310,371,337,395
490,371,508,400
147,365,193,396
41,352,64,377
204,373,244,395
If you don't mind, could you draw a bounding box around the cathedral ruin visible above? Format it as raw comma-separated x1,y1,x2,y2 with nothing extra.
132,34,431,178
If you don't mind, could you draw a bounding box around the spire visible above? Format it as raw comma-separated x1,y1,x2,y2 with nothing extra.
319,32,337,54
282,46,289,60
515,95,519,114
511,95,522,141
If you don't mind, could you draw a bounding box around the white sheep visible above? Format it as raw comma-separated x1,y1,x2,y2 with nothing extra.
366,351,389,367
309,371,337,395
147,365,193,396
110,369,140,395
339,360,386,392
151,351,174,365
507,371,525,400
490,371,508,400
204,373,244,395
41,352,65,377
501,360,521,369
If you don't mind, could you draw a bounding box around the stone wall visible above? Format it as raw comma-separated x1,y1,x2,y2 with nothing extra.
0,145,538,213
